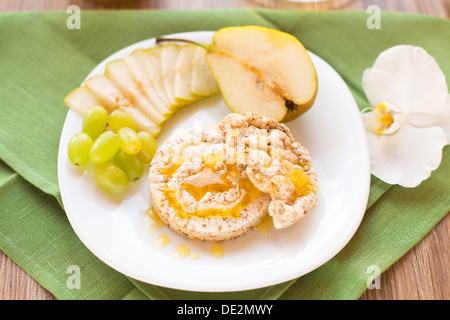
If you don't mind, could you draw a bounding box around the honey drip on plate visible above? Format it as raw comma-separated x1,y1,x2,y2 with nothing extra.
161,153,264,219
145,206,166,234
153,234,170,249
256,214,273,235
190,253,200,260
172,245,190,260
210,244,224,259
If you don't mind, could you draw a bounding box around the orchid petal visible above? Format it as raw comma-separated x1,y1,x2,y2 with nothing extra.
405,94,450,145
363,45,448,114
366,125,447,188
444,95,450,144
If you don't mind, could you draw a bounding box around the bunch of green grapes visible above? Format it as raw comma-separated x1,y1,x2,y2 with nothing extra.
67,106,158,194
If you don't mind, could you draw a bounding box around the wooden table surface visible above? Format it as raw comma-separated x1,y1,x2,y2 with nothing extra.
0,0,449,300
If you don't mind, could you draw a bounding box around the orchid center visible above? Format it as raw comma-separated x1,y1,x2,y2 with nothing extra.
362,102,401,135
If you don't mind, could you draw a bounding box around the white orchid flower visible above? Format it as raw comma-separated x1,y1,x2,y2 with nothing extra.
361,45,450,188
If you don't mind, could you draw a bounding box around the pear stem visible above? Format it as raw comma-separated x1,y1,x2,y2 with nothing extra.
155,37,207,49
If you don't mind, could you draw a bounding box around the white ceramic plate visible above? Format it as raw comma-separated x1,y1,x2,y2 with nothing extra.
58,31,370,292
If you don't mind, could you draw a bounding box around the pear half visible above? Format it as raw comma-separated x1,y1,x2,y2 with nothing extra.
206,26,318,122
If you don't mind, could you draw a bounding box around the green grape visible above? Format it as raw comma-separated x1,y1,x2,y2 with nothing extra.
108,109,137,133
115,150,144,182
89,131,120,164
68,132,93,166
94,162,128,194
82,105,108,140
118,127,141,155
137,131,158,164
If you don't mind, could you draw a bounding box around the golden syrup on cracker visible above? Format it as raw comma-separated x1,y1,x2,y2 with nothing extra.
288,166,313,198
157,156,184,178
161,152,263,220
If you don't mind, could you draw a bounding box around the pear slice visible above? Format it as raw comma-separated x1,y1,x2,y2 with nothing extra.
191,46,220,97
206,26,318,122
63,86,102,116
84,74,133,111
159,43,179,107
118,106,161,137
124,49,172,117
174,44,201,103
143,47,172,108
105,59,165,126
159,43,190,108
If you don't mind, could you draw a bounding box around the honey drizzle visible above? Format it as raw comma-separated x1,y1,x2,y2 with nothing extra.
157,156,184,178
181,165,234,201
288,166,315,198
160,153,263,220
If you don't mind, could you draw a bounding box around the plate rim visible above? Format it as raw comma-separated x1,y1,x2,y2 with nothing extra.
57,31,371,292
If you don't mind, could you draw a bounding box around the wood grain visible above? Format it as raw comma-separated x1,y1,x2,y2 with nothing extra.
0,254,57,300
360,214,449,300
0,0,448,300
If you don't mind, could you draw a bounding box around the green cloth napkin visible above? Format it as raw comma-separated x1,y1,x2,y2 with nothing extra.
0,9,449,300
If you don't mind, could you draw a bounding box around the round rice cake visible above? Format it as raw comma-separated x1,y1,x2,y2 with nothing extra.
148,125,271,242
148,112,318,242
